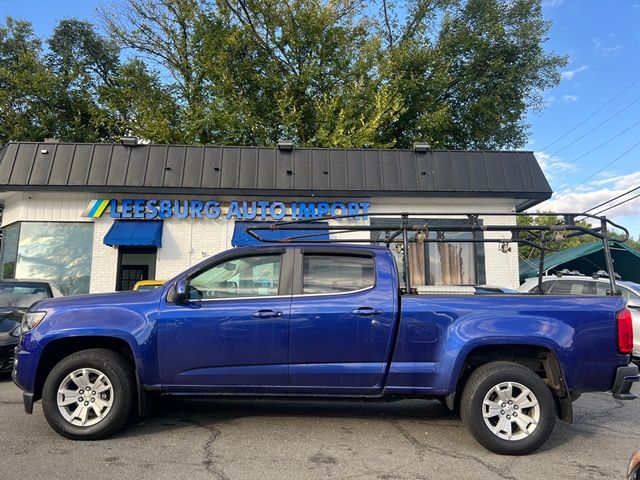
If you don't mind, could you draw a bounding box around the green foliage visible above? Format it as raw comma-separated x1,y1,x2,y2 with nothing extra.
517,214,640,260
0,18,56,142
1,0,566,146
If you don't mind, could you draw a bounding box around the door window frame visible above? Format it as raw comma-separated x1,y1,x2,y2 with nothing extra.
168,247,295,303
292,247,377,297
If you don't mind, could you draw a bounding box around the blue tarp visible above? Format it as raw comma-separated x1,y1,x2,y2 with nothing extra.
103,220,163,247
232,221,329,247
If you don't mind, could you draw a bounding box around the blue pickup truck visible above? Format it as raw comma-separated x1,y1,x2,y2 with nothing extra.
12,243,639,455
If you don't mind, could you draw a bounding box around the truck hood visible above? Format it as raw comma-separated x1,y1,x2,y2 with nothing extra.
31,289,162,311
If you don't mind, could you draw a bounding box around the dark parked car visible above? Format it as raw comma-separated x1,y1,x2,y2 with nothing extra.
0,280,63,373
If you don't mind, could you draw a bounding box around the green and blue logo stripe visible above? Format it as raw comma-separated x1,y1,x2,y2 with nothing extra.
82,199,110,218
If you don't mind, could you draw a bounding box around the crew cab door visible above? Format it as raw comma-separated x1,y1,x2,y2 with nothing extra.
158,248,292,390
288,248,398,393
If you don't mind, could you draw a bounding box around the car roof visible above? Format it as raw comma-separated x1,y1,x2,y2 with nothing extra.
0,279,55,285
134,280,166,286
232,243,391,252
522,275,640,291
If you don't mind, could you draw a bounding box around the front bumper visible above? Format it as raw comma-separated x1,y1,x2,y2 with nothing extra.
0,342,16,373
612,364,640,400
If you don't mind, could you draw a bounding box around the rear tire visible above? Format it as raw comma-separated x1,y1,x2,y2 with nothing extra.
42,348,135,440
460,361,555,455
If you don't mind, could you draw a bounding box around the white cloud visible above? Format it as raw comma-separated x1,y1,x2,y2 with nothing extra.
562,94,578,103
588,171,640,190
534,151,575,180
534,170,640,219
542,0,564,7
593,39,622,57
561,65,589,81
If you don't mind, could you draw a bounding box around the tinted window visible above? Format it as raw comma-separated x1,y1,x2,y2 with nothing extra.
527,280,555,293
623,288,640,303
303,255,374,294
190,255,281,299
0,282,51,308
548,280,594,295
602,285,640,303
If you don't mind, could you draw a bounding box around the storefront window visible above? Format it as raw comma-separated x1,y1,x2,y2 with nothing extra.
371,218,484,287
7,222,94,295
0,224,19,278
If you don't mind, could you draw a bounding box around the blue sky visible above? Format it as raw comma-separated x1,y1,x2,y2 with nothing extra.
528,0,640,238
1,0,639,237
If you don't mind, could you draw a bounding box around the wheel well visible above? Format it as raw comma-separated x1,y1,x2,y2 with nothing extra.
34,337,136,402
455,344,567,405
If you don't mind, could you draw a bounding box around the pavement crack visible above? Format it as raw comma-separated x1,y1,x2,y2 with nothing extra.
390,419,517,480
191,419,230,480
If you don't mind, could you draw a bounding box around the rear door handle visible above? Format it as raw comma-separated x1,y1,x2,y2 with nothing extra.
251,310,284,319
351,307,383,316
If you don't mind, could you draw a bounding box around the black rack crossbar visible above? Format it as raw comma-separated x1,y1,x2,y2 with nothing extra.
245,211,629,296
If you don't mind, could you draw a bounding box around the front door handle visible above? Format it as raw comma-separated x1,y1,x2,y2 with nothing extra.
351,307,383,316
251,309,284,319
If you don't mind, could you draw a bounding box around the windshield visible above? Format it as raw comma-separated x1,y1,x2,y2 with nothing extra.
0,282,50,308
136,284,161,292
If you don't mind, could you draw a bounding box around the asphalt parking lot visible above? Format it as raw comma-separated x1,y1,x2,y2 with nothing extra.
0,376,637,480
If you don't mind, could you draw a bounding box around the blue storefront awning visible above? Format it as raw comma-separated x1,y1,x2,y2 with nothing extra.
232,221,329,247
103,220,163,247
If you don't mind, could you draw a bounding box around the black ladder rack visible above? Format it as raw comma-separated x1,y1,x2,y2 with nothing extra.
245,212,629,296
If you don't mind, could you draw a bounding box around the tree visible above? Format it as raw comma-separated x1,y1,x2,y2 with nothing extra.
3,0,566,147
376,0,565,148
99,0,213,142
0,18,56,142
516,213,640,261
0,17,179,144
98,0,564,148
97,59,181,143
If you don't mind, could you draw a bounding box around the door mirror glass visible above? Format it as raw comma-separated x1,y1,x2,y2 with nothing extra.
174,278,188,303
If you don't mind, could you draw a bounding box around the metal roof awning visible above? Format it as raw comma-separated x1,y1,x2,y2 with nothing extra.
232,221,329,247
519,240,640,283
0,142,552,211
103,220,163,248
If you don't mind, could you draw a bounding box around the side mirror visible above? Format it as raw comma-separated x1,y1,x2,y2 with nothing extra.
174,278,188,303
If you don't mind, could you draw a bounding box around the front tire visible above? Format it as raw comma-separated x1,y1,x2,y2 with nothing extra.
42,348,135,440
460,361,556,455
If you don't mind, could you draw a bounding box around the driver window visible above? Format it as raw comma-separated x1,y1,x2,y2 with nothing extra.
189,254,281,299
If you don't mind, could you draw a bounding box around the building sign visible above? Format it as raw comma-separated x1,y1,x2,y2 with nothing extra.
83,198,370,221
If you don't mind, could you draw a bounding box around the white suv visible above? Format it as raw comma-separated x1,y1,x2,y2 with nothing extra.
518,273,640,361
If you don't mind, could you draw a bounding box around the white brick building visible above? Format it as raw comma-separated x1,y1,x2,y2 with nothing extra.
0,142,551,294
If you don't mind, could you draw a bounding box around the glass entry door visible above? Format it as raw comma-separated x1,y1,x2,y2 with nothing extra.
116,247,157,291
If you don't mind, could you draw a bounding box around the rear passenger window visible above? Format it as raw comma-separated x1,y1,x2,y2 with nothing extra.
548,280,594,295
302,255,375,294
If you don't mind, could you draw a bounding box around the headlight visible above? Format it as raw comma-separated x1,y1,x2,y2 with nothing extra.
9,323,21,337
22,311,46,332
